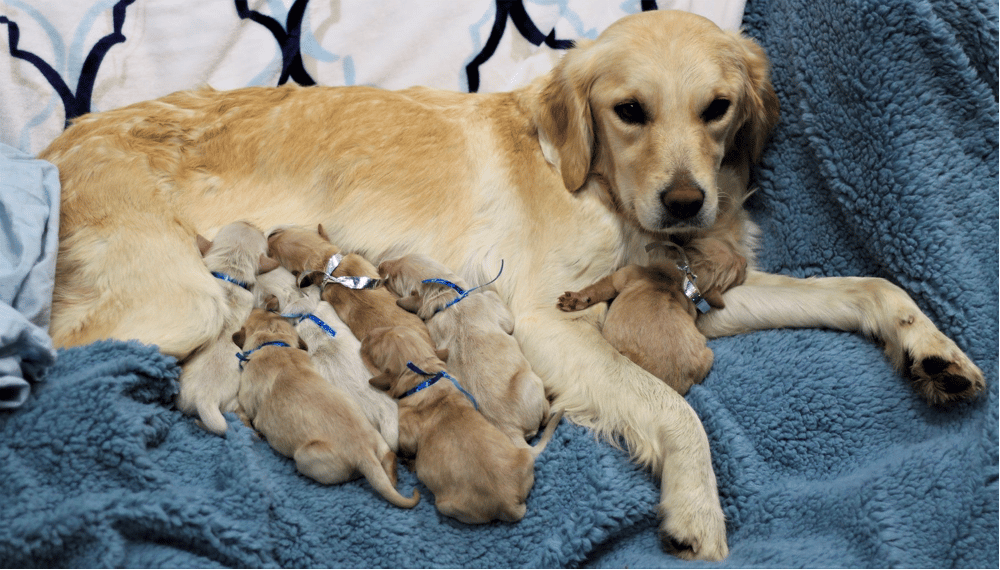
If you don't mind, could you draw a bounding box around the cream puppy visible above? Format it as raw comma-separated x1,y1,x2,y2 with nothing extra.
252,266,399,450
361,325,562,524
233,308,419,508
380,254,549,446
176,221,278,435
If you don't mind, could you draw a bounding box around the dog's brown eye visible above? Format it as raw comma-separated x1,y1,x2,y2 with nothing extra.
701,98,730,123
614,101,647,125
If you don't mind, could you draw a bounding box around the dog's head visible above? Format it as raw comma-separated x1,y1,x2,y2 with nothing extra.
266,224,341,277
233,307,308,352
532,10,779,234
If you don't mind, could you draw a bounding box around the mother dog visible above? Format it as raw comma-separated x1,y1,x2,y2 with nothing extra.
41,10,983,561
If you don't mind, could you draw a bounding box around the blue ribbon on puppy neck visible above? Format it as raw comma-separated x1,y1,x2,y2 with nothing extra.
421,260,505,314
281,313,338,338
402,361,479,410
236,341,291,370
305,253,384,290
212,271,252,291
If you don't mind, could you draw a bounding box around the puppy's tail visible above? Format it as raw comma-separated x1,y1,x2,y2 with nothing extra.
529,407,565,459
360,452,421,509
196,401,229,436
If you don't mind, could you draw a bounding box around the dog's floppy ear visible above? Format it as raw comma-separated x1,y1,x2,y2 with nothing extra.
258,254,281,274
298,271,321,288
232,327,246,349
533,41,596,193
196,234,213,257
435,348,450,362
725,33,780,170
317,224,331,242
396,293,422,314
263,294,280,313
369,373,394,391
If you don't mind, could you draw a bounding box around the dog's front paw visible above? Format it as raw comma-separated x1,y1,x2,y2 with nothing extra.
905,338,984,405
557,291,591,312
658,494,728,561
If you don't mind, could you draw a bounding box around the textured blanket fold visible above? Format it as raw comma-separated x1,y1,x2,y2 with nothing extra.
1,0,996,567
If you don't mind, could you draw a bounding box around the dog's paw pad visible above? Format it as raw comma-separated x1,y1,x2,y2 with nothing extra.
557,292,590,312
907,351,984,405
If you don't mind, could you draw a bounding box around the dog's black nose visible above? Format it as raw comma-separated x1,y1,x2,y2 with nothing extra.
661,177,704,221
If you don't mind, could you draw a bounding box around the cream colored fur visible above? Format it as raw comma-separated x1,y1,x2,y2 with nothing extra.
252,266,400,450
233,309,418,508
380,253,549,447
42,10,984,561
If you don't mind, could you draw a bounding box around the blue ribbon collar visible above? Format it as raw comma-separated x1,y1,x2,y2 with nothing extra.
308,253,384,290
281,313,338,338
212,271,252,291
401,362,479,410
421,260,504,315
236,341,291,370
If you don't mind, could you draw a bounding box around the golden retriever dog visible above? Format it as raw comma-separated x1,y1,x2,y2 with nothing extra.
41,10,985,560
232,308,419,509
252,266,400,450
556,236,747,395
379,253,550,446
175,221,279,435
360,325,563,524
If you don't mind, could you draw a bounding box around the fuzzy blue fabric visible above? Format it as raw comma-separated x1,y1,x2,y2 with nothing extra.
1,0,996,567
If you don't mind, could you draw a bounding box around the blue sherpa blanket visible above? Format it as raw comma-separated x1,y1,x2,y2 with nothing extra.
1,0,997,567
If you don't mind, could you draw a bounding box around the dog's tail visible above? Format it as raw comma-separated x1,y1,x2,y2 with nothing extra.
195,401,229,436
359,451,421,509
529,407,565,459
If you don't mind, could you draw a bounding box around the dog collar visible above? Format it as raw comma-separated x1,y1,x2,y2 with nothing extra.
236,341,291,370
282,313,338,338
305,253,384,290
212,271,252,291
645,242,711,313
401,362,479,410
421,260,505,315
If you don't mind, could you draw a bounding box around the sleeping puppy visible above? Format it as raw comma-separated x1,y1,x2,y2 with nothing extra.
557,237,747,395
176,221,279,434
379,253,549,446
360,325,563,524
233,307,419,509
252,266,400,450
267,225,437,353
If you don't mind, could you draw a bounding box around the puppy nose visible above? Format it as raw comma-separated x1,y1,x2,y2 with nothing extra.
661,177,704,221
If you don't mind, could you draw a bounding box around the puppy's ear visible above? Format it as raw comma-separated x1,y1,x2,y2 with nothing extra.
369,373,393,391
258,254,281,274
435,348,450,362
263,294,280,313
298,336,309,352
702,288,726,310
298,271,320,288
533,41,596,193
196,234,213,257
725,33,780,170
317,224,330,242
396,294,422,314
232,328,246,349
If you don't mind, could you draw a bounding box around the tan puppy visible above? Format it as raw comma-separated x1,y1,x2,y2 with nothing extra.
360,325,563,524
233,308,419,509
252,266,400,450
176,221,279,434
267,225,437,353
379,253,549,446
557,237,747,395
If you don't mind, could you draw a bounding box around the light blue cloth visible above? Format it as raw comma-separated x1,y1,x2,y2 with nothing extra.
0,142,60,409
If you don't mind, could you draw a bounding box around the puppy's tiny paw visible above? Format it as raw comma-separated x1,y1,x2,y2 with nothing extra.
557,291,591,312
658,494,728,561
906,348,984,405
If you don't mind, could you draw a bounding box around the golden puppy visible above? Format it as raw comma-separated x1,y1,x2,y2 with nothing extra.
176,221,278,434
557,237,747,395
360,325,562,524
252,266,400,450
379,253,549,446
233,308,419,509
43,10,985,559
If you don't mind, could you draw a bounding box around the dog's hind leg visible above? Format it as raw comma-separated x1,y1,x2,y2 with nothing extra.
515,308,729,561
697,271,985,405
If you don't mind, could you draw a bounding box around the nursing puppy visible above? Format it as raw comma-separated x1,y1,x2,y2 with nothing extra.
267,225,437,353
360,325,562,524
252,266,400,450
558,237,747,395
233,308,419,508
176,221,279,434
380,254,549,446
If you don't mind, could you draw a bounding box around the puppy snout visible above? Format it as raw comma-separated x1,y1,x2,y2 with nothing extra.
660,177,705,221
